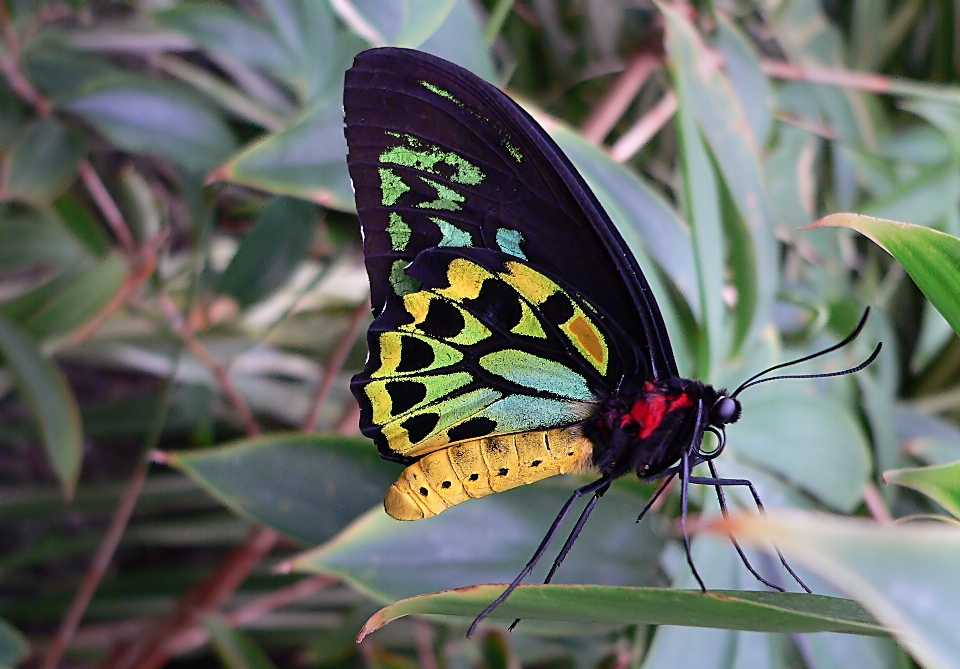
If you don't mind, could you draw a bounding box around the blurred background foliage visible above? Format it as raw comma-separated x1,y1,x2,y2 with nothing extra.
2,0,960,667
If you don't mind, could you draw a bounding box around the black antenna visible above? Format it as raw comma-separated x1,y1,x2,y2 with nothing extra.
731,307,875,398
733,343,881,396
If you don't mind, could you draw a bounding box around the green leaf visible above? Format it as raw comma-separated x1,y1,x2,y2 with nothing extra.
0,318,83,499
67,76,237,172
356,585,883,640
715,12,772,147
211,104,353,211
206,617,278,669
55,194,112,255
766,107,820,230
3,117,83,204
662,3,775,353
257,0,338,102
24,46,123,102
670,68,724,379
730,391,872,512
166,434,401,545
291,479,664,603
0,206,93,270
0,618,29,667
0,80,30,151
883,460,960,519
808,214,960,336
893,404,960,466
714,512,960,669
216,197,316,309
154,4,292,76
862,162,960,229
333,0,456,48
418,0,495,81
0,254,126,341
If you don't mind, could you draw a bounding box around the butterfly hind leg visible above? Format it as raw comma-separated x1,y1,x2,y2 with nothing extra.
687,461,812,593
467,476,611,637
505,479,612,632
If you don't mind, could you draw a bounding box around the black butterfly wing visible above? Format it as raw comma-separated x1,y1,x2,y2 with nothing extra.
344,47,677,383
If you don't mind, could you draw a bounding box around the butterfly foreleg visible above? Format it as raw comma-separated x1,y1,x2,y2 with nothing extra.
467,475,611,637
687,464,812,594
680,448,707,592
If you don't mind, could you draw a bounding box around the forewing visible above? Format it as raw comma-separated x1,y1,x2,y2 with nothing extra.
344,47,677,381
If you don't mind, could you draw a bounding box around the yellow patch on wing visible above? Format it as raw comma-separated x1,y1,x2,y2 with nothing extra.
563,313,608,374
400,291,491,346
437,258,494,301
511,299,547,338
500,260,556,304
501,260,608,375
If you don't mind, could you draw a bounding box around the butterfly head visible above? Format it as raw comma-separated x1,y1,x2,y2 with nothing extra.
708,394,741,427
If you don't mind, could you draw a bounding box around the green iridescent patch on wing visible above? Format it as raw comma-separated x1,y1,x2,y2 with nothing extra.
420,80,463,106
380,134,484,185
474,395,589,434
503,140,522,162
418,177,465,211
379,167,410,206
370,331,461,378
365,371,473,425
512,299,546,338
496,227,526,259
432,218,472,247
387,213,411,251
389,259,421,296
478,350,592,399
383,387,503,456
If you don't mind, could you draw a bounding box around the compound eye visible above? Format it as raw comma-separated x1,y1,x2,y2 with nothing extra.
713,397,740,424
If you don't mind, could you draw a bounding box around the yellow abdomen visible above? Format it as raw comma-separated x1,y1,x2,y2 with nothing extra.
384,426,593,520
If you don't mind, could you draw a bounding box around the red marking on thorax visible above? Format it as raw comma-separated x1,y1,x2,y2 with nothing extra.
621,385,695,440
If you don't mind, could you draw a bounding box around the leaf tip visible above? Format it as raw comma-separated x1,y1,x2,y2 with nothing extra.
205,164,231,185
356,611,389,643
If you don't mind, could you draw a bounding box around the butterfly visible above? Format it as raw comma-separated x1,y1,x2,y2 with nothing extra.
343,47,879,635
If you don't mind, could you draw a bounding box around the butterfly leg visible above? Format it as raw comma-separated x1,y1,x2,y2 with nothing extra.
467,476,611,637
701,460,784,591
687,467,812,594
680,449,707,592
636,471,677,524
506,480,612,631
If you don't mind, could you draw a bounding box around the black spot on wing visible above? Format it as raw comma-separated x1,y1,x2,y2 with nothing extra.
401,413,439,444
397,336,435,372
385,380,427,415
463,279,522,332
447,416,497,442
418,298,465,339
539,291,575,325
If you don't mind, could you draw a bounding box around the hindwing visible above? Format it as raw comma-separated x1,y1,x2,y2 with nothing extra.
352,248,635,462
